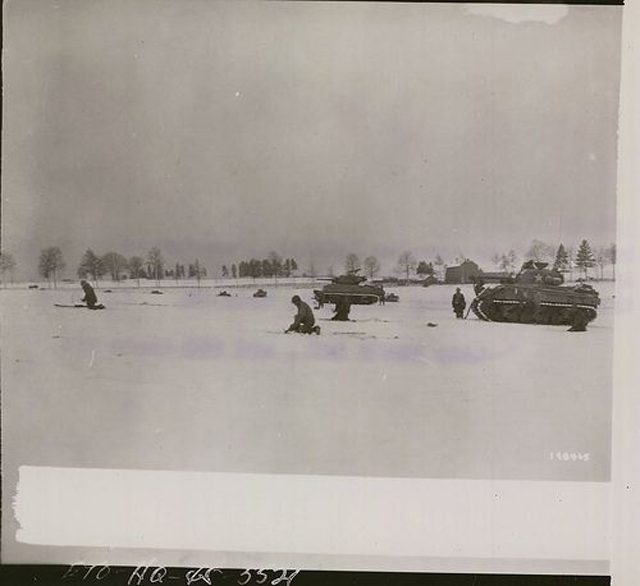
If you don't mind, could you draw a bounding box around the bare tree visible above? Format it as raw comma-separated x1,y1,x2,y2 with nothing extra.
595,247,608,281
129,256,144,286
307,259,317,279
491,252,502,270
607,243,616,280
39,247,65,288
362,256,381,279
0,252,16,287
268,251,283,284
434,254,445,279
566,246,575,282
78,249,105,285
102,252,129,283
147,247,164,286
499,250,518,273
395,251,417,284
344,253,361,274
526,239,555,263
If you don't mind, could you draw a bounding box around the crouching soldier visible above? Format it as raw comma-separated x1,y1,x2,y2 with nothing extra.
452,287,466,318
286,295,321,335
80,280,103,310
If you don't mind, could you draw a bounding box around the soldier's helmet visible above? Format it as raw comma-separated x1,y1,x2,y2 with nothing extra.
291,295,301,304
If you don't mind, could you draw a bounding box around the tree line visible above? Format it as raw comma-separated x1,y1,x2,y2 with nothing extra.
6,238,619,289
35,246,208,288
517,239,616,280
221,253,299,280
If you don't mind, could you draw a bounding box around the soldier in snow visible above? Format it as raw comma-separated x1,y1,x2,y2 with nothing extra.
452,287,466,319
285,295,321,335
80,280,100,309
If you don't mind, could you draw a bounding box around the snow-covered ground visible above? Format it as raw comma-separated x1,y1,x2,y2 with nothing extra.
1,281,614,482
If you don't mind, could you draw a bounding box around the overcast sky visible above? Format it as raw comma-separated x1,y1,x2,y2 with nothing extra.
2,1,622,279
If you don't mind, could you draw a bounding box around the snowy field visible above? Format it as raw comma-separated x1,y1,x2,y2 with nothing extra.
1,281,614,484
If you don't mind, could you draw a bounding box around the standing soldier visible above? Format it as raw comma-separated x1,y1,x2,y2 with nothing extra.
452,287,466,319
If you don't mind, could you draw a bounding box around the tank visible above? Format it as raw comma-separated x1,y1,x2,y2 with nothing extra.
313,271,385,307
470,261,600,325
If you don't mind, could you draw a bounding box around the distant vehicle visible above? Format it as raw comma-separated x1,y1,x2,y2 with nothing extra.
150,290,163,295
28,284,39,289
253,289,267,298
313,271,385,307
470,261,600,325
217,290,231,297
385,292,400,302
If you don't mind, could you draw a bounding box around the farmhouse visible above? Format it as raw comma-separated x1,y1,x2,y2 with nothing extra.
444,260,482,284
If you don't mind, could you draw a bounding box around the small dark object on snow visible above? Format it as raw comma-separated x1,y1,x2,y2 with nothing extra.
150,290,163,295
286,295,320,334
253,289,267,298
103,289,113,293
28,284,39,289
217,290,232,297
385,293,400,303
427,322,438,327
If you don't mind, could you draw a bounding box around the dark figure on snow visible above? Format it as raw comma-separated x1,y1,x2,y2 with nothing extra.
80,280,102,309
568,307,589,332
332,297,352,321
452,288,466,318
286,295,321,335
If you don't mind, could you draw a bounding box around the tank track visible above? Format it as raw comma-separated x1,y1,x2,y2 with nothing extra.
470,287,598,325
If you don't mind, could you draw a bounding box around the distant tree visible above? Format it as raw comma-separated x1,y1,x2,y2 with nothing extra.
268,251,282,281
77,249,104,284
575,239,596,279
434,254,445,278
552,244,569,273
595,247,608,281
499,250,518,273
129,256,144,286
261,258,273,278
363,256,381,279
607,244,616,280
491,252,502,270
102,252,128,283
39,247,65,288
193,259,203,287
0,252,16,287
147,247,164,285
395,251,417,283
290,258,298,273
231,263,238,279
416,260,431,278
307,260,317,279
526,239,555,263
221,265,229,278
566,246,575,282
344,253,361,274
